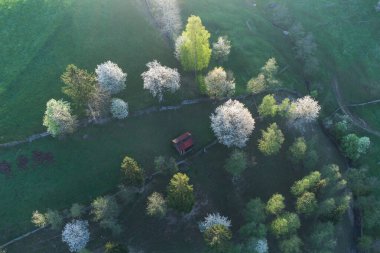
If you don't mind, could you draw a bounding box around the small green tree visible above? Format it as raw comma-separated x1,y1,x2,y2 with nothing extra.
121,156,144,187
61,64,97,113
289,137,307,163
341,134,360,160
177,15,212,73
154,156,178,175
70,203,85,218
261,58,280,87
45,209,63,230
224,149,248,178
258,94,278,118
204,224,232,252
91,195,120,222
167,173,195,213
270,212,300,238
278,98,292,117
357,235,374,253
146,192,167,218
258,123,285,155
247,73,266,94
43,99,77,137
307,222,336,253
31,210,47,228
240,198,267,238
291,171,324,197
105,242,129,253
341,134,370,161
279,235,302,253
266,193,285,216
296,192,317,215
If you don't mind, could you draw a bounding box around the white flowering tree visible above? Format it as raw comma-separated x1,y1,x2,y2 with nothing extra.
210,99,255,148
255,239,269,253
212,36,231,61
95,61,127,95
149,0,182,40
199,213,231,233
174,35,185,60
141,60,180,102
43,99,77,137
205,67,235,99
289,96,321,123
62,220,90,252
110,98,129,119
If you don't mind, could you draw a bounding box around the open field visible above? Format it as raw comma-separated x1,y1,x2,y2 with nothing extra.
0,0,176,142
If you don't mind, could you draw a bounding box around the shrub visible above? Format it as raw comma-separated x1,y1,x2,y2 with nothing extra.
105,242,129,253
212,36,231,62
197,74,207,94
204,224,232,252
70,203,85,218
45,209,63,230
279,235,302,253
258,123,284,155
91,195,120,222
31,210,47,228
224,149,248,178
110,98,129,119
154,156,178,175
146,192,167,217
289,137,307,163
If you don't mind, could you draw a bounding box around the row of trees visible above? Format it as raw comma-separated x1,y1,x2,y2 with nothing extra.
43,59,184,137
209,94,320,150
43,62,128,137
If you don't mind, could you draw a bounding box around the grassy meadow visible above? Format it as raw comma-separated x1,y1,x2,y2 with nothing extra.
1,0,379,251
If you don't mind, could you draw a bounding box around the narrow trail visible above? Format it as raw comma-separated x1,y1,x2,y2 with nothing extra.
331,77,380,137
0,88,300,149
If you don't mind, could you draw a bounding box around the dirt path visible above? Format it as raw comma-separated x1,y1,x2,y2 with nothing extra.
331,77,380,137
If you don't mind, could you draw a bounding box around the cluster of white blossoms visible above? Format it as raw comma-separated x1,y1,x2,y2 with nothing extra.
205,67,235,99
62,220,90,252
110,98,129,119
210,99,255,148
289,95,321,123
149,0,182,40
95,61,127,95
212,36,231,60
255,239,269,253
141,60,180,102
198,213,232,233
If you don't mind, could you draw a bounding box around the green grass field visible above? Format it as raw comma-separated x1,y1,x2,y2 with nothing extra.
0,0,176,142
1,0,379,251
